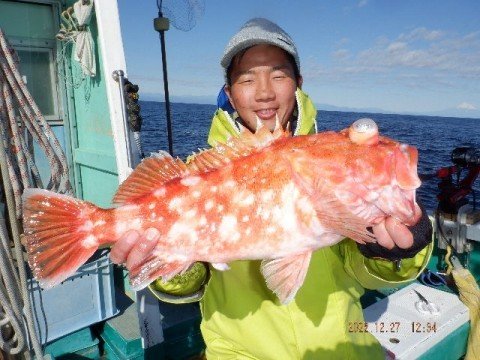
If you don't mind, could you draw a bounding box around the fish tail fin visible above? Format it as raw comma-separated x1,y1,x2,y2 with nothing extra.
22,188,103,288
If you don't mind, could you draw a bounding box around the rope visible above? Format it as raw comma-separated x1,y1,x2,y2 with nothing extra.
56,1,96,78
0,28,73,212
0,27,78,358
0,129,41,358
0,218,25,354
450,257,480,360
0,94,22,217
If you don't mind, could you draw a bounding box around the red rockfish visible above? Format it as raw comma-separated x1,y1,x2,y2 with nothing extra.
23,118,421,304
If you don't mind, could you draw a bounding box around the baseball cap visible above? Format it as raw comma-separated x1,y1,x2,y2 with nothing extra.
221,18,300,80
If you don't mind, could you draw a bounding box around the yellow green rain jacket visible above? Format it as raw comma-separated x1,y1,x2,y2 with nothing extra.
199,88,433,359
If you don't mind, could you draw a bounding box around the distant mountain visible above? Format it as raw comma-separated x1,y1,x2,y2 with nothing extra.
316,103,388,115
139,94,480,119
422,108,480,119
316,103,480,119
141,93,215,105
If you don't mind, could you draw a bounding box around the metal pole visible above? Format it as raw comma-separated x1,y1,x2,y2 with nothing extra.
112,70,134,168
159,29,174,156
154,11,174,156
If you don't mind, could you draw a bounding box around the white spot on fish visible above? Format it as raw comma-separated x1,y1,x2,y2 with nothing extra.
210,186,218,193
219,215,237,233
150,212,157,220
181,176,201,186
168,197,183,211
261,178,267,184
199,216,207,226
261,209,271,221
266,226,276,234
185,209,197,218
82,234,97,248
79,221,93,232
192,190,201,198
131,218,142,228
231,232,241,243
148,203,155,210
279,183,300,233
205,200,215,211
242,215,249,222
239,194,255,207
154,188,166,197
297,197,316,218
224,180,236,188
217,204,224,212
261,190,274,202
245,227,252,236
116,222,128,234
94,220,106,227
167,221,198,244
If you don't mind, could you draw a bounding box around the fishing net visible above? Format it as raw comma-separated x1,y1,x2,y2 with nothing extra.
159,0,205,32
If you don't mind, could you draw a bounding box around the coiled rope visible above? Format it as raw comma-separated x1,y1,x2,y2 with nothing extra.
0,27,75,359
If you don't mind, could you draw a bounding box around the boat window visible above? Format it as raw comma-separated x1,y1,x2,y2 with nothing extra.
0,0,62,124
16,48,58,121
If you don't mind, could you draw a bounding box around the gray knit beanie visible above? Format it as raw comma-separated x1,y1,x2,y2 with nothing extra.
221,18,300,81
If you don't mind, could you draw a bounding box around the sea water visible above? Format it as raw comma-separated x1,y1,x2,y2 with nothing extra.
140,101,480,213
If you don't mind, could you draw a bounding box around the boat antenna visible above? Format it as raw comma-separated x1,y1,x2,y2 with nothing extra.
154,0,205,156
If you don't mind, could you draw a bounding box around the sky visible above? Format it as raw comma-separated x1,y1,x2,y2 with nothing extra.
117,0,480,117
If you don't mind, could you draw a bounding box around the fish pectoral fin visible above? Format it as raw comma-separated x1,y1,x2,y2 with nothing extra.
289,158,375,245
309,191,375,244
129,257,192,290
261,252,312,305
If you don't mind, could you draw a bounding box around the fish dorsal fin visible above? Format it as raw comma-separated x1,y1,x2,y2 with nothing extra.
113,151,188,205
188,122,289,173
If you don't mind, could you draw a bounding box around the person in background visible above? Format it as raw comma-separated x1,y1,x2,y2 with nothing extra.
110,18,433,359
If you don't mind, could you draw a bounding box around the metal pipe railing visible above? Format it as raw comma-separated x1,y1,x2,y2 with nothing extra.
112,69,134,168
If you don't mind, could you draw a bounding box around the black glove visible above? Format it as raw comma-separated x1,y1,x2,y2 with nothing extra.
357,199,432,261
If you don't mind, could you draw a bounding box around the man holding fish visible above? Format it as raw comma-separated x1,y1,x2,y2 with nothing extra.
108,18,433,359
22,17,433,360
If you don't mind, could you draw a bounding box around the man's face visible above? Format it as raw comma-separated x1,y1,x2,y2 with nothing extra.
225,44,302,132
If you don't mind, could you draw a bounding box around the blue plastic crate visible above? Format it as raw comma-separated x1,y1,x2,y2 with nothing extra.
27,252,119,344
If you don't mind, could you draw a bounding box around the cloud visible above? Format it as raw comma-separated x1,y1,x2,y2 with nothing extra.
336,38,350,47
343,0,368,12
333,49,350,60
358,0,368,8
399,27,444,42
457,102,477,110
305,27,480,90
